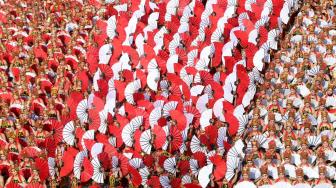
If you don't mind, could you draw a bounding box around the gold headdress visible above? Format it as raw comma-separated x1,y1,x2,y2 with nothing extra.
6,131,17,139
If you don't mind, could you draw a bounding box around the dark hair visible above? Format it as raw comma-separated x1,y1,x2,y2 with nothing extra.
120,177,129,187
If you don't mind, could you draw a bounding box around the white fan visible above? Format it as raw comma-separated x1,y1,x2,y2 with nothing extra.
280,2,290,24
139,167,150,185
108,136,116,147
324,150,336,162
198,164,213,188
222,40,235,57
168,37,180,55
291,153,301,166
213,72,221,83
242,83,257,108
292,98,303,108
245,0,256,11
160,80,170,91
106,15,117,39
98,44,113,64
217,127,228,150
261,0,273,16
213,98,225,122
153,100,165,108
302,166,319,179
76,99,89,123
255,17,269,29
147,12,159,29
313,183,333,188
248,29,259,45
223,4,235,19
223,70,237,103
253,48,265,71
200,109,213,130
74,151,88,179
203,85,213,99
91,157,104,184
191,135,206,154
91,143,104,158
227,139,245,159
273,181,292,188
268,29,279,50
166,55,178,73
98,110,108,134
121,122,136,147
307,114,318,126
326,166,336,178
259,185,272,188
234,181,257,188
113,3,127,12
238,12,250,29
111,156,119,169
162,101,178,117
165,0,179,20
108,77,116,91
237,115,249,136
63,121,75,146
307,136,321,147
326,96,336,108
297,84,311,97
195,58,209,71
211,27,224,42
225,156,240,181
164,157,177,174
292,183,312,188
307,66,320,76
250,167,261,179
179,66,191,79
125,79,141,104
252,68,264,84
149,107,163,127
181,175,192,184
187,49,199,66
129,158,143,169
130,116,143,129
159,175,171,187
189,159,199,176
268,165,278,179
81,130,95,150
181,75,194,87
135,34,145,56
284,163,296,178
184,113,194,128
196,94,209,113
140,129,152,154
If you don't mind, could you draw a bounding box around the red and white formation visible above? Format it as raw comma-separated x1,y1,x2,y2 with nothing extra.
63,0,300,187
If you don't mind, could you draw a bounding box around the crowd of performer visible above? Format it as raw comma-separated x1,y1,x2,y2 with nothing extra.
240,1,336,186
0,0,335,187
